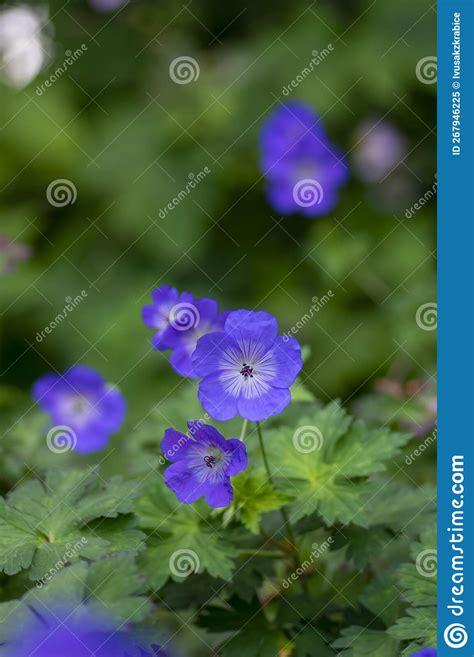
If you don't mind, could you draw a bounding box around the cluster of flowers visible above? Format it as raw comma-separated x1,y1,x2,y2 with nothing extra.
33,285,303,509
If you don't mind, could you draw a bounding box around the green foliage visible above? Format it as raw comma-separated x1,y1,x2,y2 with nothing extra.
137,480,238,589
333,627,400,657
224,468,290,534
388,525,437,654
264,402,411,524
0,397,436,656
0,468,144,578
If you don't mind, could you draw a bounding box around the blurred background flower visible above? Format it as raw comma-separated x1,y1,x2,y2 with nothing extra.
88,0,129,13
352,119,407,183
0,235,31,274
0,4,51,88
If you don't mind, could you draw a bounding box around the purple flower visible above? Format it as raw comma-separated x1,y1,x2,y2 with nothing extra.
33,365,126,453
410,650,436,657
259,102,349,218
89,0,128,12
353,119,406,182
162,422,248,507
10,603,163,657
192,310,302,422
142,286,227,378
0,235,31,274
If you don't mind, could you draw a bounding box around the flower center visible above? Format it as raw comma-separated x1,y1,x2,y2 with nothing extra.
203,455,216,468
71,395,91,415
240,363,254,378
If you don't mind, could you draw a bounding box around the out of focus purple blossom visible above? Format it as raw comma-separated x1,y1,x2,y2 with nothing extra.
89,0,129,12
353,119,406,183
0,235,31,274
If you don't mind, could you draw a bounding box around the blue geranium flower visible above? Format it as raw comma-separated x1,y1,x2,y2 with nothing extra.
33,365,126,453
192,309,302,422
410,650,436,657
142,286,227,378
8,603,165,657
259,101,349,217
162,421,248,507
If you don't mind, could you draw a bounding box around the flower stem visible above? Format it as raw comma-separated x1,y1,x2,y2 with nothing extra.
238,548,285,558
256,422,310,595
239,418,249,441
256,421,296,550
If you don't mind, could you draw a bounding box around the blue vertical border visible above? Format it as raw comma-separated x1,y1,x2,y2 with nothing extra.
438,0,474,654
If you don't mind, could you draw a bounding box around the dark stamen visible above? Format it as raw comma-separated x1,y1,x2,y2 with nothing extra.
204,455,216,468
240,363,254,378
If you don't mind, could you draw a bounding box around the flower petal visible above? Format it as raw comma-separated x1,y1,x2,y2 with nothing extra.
72,428,111,454
161,428,192,461
269,336,303,388
192,332,240,378
93,386,127,431
186,421,227,450
67,365,105,389
204,480,234,508
224,309,278,342
224,439,248,476
237,386,291,422
197,372,239,421
164,462,204,504
169,346,195,378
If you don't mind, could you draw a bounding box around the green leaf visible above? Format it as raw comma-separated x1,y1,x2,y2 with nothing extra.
333,627,400,657
264,402,411,525
295,629,335,656
198,597,282,657
137,480,238,589
228,469,289,534
353,483,436,530
360,572,403,628
0,468,144,579
388,525,437,649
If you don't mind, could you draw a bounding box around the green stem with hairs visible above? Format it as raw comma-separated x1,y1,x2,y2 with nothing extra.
239,418,249,441
256,421,297,551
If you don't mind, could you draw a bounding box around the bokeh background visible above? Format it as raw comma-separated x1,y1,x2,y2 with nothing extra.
0,1,435,473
